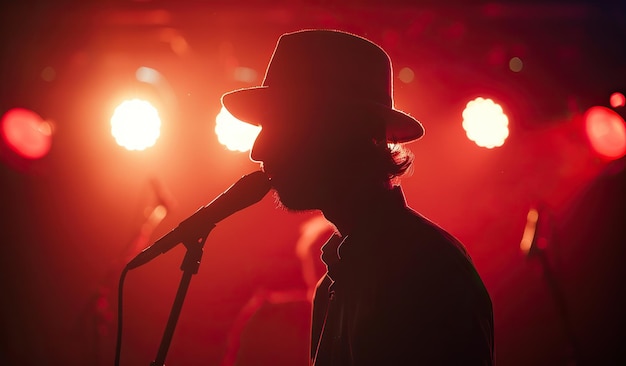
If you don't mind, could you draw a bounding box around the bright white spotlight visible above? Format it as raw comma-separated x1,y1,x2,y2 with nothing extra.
110,99,161,151
462,97,510,148
215,107,261,152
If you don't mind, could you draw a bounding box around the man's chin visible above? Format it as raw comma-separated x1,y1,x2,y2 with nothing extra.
271,190,317,213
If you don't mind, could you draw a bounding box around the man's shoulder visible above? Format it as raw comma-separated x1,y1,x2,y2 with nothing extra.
392,208,468,254
380,208,482,282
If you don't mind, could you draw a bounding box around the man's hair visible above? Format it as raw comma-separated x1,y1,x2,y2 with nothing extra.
322,106,415,185
372,139,414,183
387,143,414,179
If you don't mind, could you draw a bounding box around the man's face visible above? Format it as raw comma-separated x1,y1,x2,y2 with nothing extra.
249,108,343,211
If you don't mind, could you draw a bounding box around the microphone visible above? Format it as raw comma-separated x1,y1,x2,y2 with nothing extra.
126,170,271,269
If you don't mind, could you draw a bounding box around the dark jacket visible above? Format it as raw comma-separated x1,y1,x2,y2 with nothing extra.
310,187,494,365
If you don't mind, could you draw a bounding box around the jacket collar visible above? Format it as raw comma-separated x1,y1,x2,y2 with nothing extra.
320,186,409,282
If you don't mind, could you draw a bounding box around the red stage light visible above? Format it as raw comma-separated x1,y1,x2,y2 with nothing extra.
1,108,53,159
609,92,625,108
584,106,626,160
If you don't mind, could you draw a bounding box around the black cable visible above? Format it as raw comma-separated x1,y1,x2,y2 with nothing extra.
114,267,129,366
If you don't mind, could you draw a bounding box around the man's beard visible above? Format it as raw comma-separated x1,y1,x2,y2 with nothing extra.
271,181,321,212
271,190,309,213
268,170,330,212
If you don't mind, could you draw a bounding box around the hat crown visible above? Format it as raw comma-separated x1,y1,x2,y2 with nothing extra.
221,29,424,143
262,30,393,107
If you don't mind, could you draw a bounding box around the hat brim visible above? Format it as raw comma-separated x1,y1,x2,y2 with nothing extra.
221,87,424,143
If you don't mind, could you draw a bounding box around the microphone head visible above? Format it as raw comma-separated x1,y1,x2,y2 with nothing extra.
202,170,272,224
234,170,272,206
126,170,271,270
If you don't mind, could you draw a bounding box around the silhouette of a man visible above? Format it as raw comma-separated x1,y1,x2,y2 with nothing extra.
222,29,494,366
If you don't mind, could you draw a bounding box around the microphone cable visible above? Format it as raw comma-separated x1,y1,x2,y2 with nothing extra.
114,267,129,366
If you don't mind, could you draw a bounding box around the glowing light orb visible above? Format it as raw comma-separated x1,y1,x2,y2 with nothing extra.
1,108,53,159
584,106,626,159
610,92,625,108
509,57,523,72
110,99,161,151
398,67,415,83
462,97,510,148
215,107,261,152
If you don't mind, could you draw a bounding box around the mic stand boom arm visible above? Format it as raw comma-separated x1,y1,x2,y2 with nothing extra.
150,224,215,366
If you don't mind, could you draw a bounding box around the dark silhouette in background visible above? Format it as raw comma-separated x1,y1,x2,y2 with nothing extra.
220,215,334,366
552,156,626,365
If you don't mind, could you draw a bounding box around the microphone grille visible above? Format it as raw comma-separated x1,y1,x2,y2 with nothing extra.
232,170,272,206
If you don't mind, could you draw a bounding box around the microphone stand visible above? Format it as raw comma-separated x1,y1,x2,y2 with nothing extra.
150,224,215,366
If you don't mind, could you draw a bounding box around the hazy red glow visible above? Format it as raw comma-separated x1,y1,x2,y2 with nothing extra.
2,6,623,366
215,107,261,152
1,108,52,159
584,106,626,159
462,97,509,148
234,67,258,83
609,92,625,108
110,99,161,151
41,66,56,82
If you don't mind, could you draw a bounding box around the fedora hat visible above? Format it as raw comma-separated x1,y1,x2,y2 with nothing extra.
221,29,424,143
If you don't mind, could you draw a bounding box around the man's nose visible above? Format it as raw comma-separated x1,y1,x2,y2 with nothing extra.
249,129,266,163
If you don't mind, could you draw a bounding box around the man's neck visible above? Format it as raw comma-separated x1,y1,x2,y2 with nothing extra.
320,181,396,237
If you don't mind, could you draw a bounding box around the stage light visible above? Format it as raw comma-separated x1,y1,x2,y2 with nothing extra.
583,106,626,160
462,97,510,148
110,99,161,151
520,208,539,256
609,92,625,108
215,107,261,152
1,108,53,159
